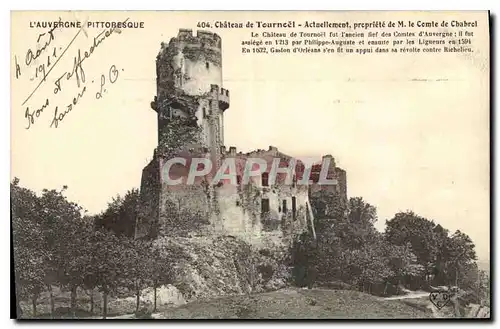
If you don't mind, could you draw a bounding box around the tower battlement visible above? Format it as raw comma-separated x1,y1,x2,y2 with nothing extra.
166,29,222,49
219,88,229,111
208,85,230,111
177,28,193,39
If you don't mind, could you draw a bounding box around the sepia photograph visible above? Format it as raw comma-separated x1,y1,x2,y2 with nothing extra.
10,10,491,320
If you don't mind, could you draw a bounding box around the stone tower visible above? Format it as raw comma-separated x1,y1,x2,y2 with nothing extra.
136,29,230,239
151,28,230,160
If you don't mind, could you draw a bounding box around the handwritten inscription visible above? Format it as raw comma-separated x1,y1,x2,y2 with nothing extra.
15,18,129,130
32,47,58,83
15,21,61,81
25,28,57,66
49,64,121,128
96,65,120,99
25,98,50,129
50,86,87,128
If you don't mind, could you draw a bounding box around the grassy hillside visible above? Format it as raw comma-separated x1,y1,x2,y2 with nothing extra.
157,288,433,319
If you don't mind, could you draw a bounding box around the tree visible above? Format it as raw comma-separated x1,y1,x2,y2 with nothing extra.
384,242,425,292
309,189,346,232
37,186,85,316
341,197,379,249
343,240,393,293
307,196,392,292
431,224,450,284
96,189,140,238
120,238,153,313
348,197,377,224
385,211,480,292
79,218,103,314
89,229,128,319
445,230,477,288
385,211,440,274
478,270,490,307
148,245,173,312
11,179,48,318
60,217,97,315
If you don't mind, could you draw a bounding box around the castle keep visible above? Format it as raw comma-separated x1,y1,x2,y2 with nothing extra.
135,29,347,245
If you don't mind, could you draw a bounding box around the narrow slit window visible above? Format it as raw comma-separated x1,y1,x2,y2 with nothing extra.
261,198,270,214
262,172,269,187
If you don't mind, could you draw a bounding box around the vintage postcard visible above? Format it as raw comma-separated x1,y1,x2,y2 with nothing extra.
11,11,490,319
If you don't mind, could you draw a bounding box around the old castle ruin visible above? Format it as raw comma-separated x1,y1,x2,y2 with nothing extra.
135,29,347,247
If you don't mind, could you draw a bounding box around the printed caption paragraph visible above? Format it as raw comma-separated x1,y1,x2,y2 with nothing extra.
204,19,484,55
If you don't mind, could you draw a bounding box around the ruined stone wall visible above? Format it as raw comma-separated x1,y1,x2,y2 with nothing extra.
215,183,258,235
335,167,348,205
138,29,346,247
213,183,310,248
308,154,348,219
158,183,214,237
135,156,161,239
212,146,312,245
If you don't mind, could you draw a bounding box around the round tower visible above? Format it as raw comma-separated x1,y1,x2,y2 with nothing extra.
152,29,230,154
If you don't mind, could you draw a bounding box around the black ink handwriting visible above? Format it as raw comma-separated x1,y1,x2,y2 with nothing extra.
96,65,120,99
32,47,58,83
65,25,127,90
25,98,50,130
14,18,62,82
109,64,119,83
25,25,58,67
95,74,106,99
67,49,87,88
50,86,87,128
21,18,128,130
24,18,128,105
22,28,83,106
14,56,21,79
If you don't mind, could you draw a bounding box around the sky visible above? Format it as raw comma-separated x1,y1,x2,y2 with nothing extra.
11,11,490,260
